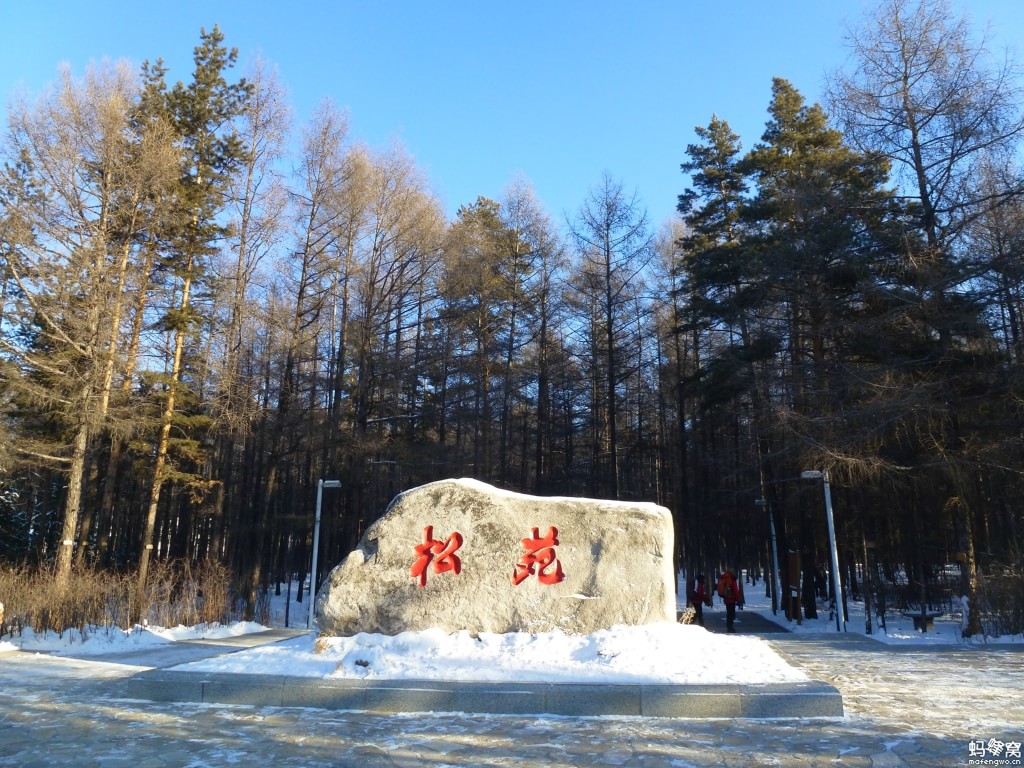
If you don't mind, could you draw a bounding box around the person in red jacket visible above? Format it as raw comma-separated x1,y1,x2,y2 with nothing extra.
717,569,743,633
689,574,711,627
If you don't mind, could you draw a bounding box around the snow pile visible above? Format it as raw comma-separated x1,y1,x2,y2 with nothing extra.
175,622,807,684
4,574,1019,687
0,621,267,656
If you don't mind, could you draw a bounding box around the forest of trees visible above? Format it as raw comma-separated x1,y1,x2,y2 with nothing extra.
2,0,1024,634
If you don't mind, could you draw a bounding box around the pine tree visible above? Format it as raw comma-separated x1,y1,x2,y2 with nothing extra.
676,113,761,411
0,63,177,586
676,113,769,572
442,197,508,480
743,78,898,448
137,26,251,597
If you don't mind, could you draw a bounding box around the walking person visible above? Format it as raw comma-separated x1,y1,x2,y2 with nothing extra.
689,574,711,627
717,568,743,632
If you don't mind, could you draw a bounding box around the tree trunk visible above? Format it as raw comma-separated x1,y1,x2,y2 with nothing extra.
138,261,193,600
55,418,90,587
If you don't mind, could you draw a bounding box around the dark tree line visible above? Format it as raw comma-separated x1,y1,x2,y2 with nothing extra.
2,2,1023,634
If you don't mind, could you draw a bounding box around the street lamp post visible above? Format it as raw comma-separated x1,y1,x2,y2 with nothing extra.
309,479,342,630
801,469,846,632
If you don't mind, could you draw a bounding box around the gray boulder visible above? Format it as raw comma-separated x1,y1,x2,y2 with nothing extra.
316,478,676,636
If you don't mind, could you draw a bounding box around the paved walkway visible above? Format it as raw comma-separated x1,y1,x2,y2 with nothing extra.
1,624,1022,766
699,606,792,634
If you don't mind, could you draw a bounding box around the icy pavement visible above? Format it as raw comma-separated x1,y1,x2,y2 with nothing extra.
770,634,1024,739
1,631,1022,766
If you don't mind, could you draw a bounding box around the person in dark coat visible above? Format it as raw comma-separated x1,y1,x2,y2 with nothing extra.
717,568,743,632
691,574,711,627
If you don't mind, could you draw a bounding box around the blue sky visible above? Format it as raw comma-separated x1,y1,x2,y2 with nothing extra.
2,1,1022,229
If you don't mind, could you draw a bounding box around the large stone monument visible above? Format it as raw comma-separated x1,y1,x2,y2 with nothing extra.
316,478,676,636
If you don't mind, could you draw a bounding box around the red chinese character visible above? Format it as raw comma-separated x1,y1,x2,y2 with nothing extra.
512,526,565,585
410,525,463,587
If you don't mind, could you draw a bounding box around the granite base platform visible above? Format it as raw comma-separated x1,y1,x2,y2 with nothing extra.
126,670,843,719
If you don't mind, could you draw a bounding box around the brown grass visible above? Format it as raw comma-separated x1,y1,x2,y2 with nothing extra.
0,560,248,639
977,571,1024,638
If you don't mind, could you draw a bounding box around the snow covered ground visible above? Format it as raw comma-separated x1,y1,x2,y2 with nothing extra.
752,581,1023,645
0,589,804,684
1,575,1022,767
2,573,1018,687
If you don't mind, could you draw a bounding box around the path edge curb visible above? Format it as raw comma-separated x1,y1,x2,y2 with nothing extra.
125,670,843,719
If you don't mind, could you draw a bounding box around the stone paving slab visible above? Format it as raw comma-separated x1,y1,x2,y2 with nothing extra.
124,668,843,718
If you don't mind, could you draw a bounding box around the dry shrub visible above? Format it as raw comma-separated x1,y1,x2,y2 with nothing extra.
196,560,233,625
0,563,31,636
0,564,135,639
252,583,272,626
976,570,1024,639
140,559,237,628
0,559,238,639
